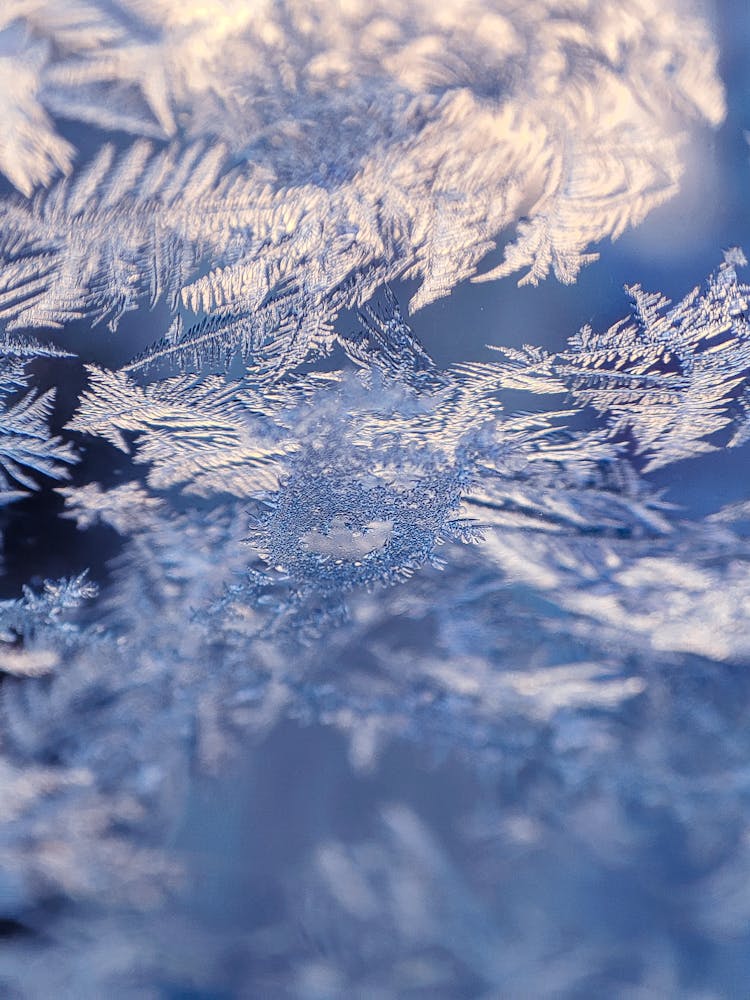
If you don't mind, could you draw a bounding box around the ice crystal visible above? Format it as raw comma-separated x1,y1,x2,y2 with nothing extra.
66,258,749,590
0,2,747,996
0,0,724,369
0,254,743,931
560,249,750,469
0,336,76,503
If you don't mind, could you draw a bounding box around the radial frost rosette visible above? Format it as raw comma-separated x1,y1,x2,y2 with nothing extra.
248,443,468,594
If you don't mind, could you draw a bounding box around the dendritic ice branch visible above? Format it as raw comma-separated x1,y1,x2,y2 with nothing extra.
0,4,742,999
63,256,750,611
0,0,725,362
0,28,744,981
499,249,750,470
0,336,76,503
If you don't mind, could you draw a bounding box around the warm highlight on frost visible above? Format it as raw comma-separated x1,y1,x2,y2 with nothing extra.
0,0,725,354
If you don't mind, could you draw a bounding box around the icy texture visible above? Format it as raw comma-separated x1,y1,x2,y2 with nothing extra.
0,1,746,996
0,334,76,503
2,257,750,995
0,0,724,355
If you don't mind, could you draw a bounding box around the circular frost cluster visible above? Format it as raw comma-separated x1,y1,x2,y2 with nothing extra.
249,450,466,593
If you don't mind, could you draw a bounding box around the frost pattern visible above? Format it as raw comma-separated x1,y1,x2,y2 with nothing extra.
0,0,724,367
0,335,76,504
0,259,747,962
495,248,750,470
65,253,750,597
0,3,745,996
